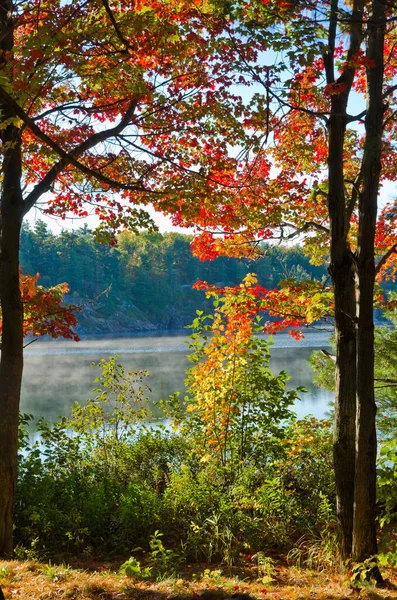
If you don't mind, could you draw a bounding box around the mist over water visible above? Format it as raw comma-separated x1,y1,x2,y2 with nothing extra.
22,331,334,424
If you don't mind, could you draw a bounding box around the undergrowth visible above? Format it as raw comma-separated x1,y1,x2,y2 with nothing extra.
14,288,397,581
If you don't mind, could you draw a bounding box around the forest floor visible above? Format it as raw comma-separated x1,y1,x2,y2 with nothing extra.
1,558,397,600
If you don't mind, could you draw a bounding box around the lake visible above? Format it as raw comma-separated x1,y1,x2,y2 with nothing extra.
21,330,334,424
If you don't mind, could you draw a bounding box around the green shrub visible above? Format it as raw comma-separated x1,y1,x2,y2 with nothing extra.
377,439,397,527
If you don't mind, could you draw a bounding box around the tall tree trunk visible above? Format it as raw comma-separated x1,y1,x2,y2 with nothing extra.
352,0,385,563
0,0,24,556
325,0,364,560
331,259,357,559
0,137,24,556
328,104,357,559
0,199,23,556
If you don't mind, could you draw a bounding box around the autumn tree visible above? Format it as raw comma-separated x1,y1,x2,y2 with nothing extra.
167,274,298,469
0,0,255,555
167,0,397,564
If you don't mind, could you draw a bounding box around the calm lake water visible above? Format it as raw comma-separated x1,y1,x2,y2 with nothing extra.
21,330,334,423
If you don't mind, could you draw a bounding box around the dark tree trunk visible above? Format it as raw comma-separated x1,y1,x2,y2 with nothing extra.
352,0,385,563
0,202,23,556
325,0,364,560
0,138,24,556
331,258,357,559
328,109,357,559
0,0,24,556
354,259,378,562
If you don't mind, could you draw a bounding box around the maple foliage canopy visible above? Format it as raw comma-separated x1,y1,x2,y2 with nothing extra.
164,0,397,333
163,0,393,561
5,0,397,331
6,0,258,240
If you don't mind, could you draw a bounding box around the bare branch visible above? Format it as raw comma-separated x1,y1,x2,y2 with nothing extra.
321,348,336,362
33,98,128,122
279,220,330,239
375,377,397,385
345,171,362,225
348,83,397,122
322,0,338,84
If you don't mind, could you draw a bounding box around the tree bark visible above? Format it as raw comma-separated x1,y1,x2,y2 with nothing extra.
328,109,357,559
0,201,23,556
325,0,364,560
352,0,385,564
0,137,24,556
331,258,357,559
0,0,24,556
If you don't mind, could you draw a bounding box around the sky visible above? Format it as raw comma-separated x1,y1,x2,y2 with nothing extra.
24,179,397,238
25,198,194,235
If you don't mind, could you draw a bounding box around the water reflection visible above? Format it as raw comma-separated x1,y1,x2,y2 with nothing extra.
21,331,334,423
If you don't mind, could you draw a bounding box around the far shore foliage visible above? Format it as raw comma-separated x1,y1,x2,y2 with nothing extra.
19,223,328,331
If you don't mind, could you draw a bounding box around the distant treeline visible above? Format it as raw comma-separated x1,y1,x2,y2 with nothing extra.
20,221,327,333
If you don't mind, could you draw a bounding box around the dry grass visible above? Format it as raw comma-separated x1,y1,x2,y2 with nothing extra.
0,559,397,600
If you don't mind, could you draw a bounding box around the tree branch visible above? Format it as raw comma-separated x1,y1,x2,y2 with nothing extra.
279,220,330,239
101,0,132,53
375,243,397,275
323,0,338,84
0,87,156,214
33,98,128,122
345,171,362,225
321,348,336,362
348,83,397,123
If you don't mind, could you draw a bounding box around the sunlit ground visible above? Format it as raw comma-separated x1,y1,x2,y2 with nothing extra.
1,558,397,600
